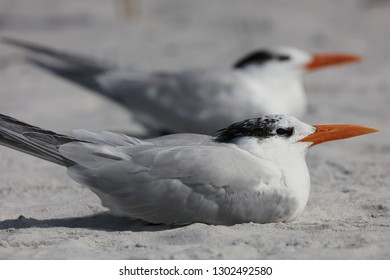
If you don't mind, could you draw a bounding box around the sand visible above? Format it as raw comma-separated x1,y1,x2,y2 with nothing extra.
0,0,389,259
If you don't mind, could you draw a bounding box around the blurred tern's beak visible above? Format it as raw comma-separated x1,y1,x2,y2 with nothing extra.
304,53,362,70
299,124,378,146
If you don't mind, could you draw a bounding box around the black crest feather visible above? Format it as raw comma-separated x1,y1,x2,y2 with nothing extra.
214,116,283,143
233,50,274,68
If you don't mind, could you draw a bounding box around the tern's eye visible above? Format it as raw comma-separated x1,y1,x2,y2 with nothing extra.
276,127,293,137
276,55,290,61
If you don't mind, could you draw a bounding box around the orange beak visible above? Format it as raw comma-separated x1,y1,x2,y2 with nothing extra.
304,53,362,70
299,124,378,146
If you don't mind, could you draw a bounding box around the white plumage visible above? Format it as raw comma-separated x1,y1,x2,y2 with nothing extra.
2,38,361,134
0,114,377,225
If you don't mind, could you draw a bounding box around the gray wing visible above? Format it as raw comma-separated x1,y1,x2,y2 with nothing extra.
70,129,149,146
2,38,253,134
2,37,115,94
58,136,284,225
97,69,247,134
71,129,210,146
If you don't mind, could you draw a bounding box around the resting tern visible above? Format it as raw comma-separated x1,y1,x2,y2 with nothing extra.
0,113,377,225
2,37,361,134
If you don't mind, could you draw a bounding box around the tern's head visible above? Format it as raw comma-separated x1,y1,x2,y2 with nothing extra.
233,47,361,74
214,115,377,156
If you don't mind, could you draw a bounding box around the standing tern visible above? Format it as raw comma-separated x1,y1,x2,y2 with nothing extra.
0,113,377,225
2,37,361,134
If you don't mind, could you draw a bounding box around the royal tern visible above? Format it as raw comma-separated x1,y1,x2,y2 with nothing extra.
0,113,377,225
2,37,361,134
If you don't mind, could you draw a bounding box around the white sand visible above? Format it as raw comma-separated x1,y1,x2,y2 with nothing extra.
0,0,389,259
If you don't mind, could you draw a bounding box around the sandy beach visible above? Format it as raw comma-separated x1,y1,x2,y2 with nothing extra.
0,0,389,259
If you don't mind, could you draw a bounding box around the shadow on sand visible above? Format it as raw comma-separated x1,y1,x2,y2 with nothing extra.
0,213,177,232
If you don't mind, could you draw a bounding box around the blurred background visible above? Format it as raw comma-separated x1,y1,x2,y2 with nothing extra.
0,0,389,260
0,0,389,134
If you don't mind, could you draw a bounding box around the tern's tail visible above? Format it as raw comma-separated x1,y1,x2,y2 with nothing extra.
1,37,110,94
0,114,80,167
